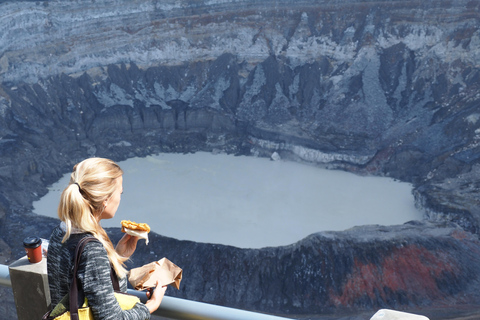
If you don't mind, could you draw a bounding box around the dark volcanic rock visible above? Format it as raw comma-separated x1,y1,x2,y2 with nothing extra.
1,0,480,318
113,221,480,315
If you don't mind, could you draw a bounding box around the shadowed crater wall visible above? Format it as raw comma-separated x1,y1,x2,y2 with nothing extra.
1,0,480,318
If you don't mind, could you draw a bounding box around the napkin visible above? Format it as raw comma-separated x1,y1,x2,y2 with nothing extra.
129,258,183,290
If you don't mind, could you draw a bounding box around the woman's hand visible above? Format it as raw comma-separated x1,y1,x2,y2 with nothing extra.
115,234,139,258
145,281,167,314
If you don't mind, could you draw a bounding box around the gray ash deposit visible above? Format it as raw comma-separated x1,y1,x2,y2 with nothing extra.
1,0,480,318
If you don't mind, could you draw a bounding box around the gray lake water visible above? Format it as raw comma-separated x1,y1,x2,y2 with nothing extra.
33,152,423,248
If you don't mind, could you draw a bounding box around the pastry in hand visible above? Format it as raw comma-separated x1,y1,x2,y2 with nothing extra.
121,220,151,245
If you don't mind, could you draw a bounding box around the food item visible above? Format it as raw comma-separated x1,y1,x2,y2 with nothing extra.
129,258,183,290
121,220,151,233
121,220,151,245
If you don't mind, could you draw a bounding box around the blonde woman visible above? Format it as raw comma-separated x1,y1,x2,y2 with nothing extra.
47,158,166,319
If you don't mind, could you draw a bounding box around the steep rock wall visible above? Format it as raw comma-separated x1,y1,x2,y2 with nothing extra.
1,0,480,318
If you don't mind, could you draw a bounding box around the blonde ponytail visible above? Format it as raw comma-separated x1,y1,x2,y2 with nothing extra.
58,158,128,278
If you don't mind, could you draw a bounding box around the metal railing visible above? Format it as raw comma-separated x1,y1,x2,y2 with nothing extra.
0,264,293,320
0,264,10,287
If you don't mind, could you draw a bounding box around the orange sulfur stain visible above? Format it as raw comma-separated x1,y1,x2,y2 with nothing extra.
330,245,460,307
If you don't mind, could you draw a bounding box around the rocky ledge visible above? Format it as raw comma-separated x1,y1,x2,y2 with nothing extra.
1,0,480,318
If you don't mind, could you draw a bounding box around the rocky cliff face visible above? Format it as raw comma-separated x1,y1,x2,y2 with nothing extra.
1,0,480,318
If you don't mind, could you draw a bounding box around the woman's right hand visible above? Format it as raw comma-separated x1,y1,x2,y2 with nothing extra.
145,281,167,314
115,234,139,258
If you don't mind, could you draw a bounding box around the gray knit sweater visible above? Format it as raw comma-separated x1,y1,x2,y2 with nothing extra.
47,225,151,320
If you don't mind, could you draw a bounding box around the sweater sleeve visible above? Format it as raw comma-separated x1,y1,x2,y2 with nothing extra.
77,241,151,320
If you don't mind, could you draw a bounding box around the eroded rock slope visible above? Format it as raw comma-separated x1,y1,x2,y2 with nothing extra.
1,0,480,318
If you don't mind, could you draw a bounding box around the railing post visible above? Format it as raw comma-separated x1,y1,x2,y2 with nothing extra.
8,256,51,320
370,309,430,319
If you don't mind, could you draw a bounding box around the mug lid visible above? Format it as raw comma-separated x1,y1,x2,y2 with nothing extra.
23,236,42,248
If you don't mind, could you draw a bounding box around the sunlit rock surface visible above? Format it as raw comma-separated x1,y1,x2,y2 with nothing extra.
1,0,480,318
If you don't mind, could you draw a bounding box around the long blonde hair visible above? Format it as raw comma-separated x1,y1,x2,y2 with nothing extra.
58,157,127,278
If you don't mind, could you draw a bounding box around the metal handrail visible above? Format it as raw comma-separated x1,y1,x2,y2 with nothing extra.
0,263,293,320
129,289,293,319
0,264,10,287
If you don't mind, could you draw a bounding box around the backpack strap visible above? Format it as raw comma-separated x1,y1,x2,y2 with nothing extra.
68,236,121,320
69,236,97,320
110,266,120,291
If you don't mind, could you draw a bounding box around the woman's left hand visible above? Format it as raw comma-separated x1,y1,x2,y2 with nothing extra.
115,234,139,258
